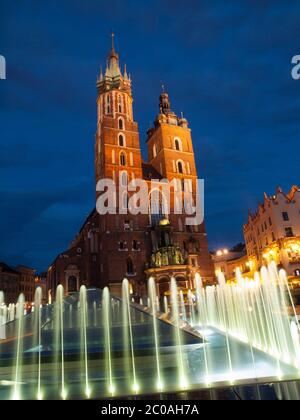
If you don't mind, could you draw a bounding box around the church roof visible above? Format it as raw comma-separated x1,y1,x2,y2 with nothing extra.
142,162,163,180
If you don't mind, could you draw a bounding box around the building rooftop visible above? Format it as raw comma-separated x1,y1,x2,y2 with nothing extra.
142,162,163,180
0,262,19,274
245,185,300,227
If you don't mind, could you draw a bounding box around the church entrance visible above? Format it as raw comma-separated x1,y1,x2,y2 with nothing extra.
68,276,78,293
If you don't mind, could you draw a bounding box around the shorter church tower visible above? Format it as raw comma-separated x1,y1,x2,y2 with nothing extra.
145,89,215,292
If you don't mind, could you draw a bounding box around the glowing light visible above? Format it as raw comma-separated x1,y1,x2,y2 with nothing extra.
61,389,67,400
157,380,164,392
179,376,188,390
11,391,21,401
132,382,140,393
205,377,211,387
85,387,91,399
37,391,43,401
108,384,116,395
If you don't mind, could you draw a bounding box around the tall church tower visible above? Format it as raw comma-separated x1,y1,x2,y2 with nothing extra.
145,90,215,290
94,35,149,295
95,34,143,189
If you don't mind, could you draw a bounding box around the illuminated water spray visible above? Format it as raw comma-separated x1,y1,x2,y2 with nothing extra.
54,285,67,400
12,293,25,400
103,287,115,395
79,285,90,398
34,287,42,400
170,278,188,390
195,273,210,386
148,277,163,391
122,279,139,394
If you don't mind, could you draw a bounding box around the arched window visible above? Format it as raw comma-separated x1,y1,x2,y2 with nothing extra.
120,170,128,186
149,189,166,226
177,160,184,174
153,144,157,158
106,94,110,114
120,152,126,166
112,149,115,164
118,95,123,113
174,137,182,151
126,258,134,275
118,118,124,130
119,134,125,147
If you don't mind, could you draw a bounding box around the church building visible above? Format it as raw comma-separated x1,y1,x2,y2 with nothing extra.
47,36,215,299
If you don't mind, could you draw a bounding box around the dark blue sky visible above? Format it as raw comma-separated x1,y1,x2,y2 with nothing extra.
1,0,300,271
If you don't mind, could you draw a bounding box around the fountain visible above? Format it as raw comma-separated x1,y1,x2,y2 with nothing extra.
148,277,163,391
79,286,90,398
170,277,188,390
0,263,299,400
102,287,114,395
12,293,25,400
122,279,139,394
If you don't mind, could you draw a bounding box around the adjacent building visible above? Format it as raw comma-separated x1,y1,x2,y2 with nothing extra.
212,245,250,280
0,263,36,303
243,185,300,276
47,36,215,297
16,265,36,303
0,263,19,303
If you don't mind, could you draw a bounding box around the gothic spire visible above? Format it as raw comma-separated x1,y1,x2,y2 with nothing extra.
106,32,121,77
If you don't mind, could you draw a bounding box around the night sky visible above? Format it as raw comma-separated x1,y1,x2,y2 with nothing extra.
1,1,300,272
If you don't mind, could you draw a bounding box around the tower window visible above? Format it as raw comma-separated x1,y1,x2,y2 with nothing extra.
174,138,182,151
106,94,111,114
120,152,126,166
120,171,128,187
118,95,123,113
118,118,124,130
177,160,184,174
149,189,166,226
118,134,125,147
132,240,139,251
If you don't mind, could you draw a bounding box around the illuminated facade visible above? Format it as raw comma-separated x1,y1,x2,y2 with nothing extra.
213,248,250,280
47,36,215,297
243,185,300,276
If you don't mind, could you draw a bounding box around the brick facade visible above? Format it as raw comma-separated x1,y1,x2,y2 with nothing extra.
47,37,215,298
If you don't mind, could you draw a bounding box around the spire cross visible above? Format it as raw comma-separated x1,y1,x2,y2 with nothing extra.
111,31,115,50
